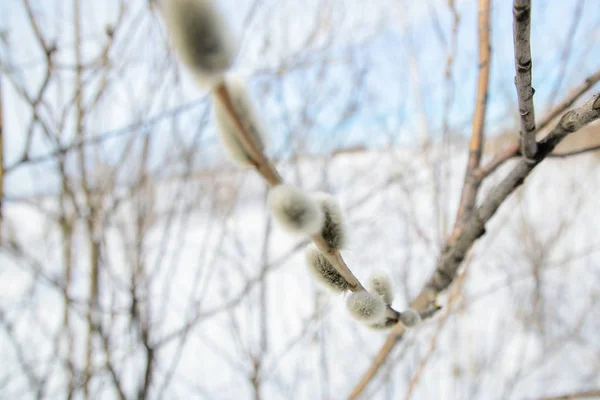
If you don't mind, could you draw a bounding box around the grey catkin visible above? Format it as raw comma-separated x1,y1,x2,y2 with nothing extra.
162,0,238,85
398,309,421,328
268,185,324,236
367,270,394,306
312,193,347,250
346,291,386,324
305,245,350,293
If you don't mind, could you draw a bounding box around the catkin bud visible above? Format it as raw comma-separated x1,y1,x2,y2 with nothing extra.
213,74,268,166
268,185,324,235
305,244,350,293
312,193,347,250
346,291,386,324
398,309,421,328
162,0,238,85
367,270,394,306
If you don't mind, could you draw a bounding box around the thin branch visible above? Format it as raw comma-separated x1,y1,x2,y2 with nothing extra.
348,0,492,391
347,1,491,392
424,94,600,309
348,93,600,400
513,0,537,160
540,69,600,132
452,0,491,234
22,0,52,53
212,80,439,330
213,83,282,187
477,68,600,180
213,82,374,294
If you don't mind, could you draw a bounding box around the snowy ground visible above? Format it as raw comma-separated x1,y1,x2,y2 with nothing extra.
2,145,600,400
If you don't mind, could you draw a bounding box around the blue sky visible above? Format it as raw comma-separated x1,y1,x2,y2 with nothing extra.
1,0,599,196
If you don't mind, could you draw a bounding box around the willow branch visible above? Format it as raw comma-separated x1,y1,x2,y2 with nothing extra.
513,0,537,160
213,82,413,322
477,68,600,180
452,0,491,235
349,2,491,397
213,83,282,187
348,93,600,399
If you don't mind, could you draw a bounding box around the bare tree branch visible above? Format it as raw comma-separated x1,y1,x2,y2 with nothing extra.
348,2,491,395
477,68,600,180
452,0,491,234
4,1,599,398
425,94,600,306
213,83,373,292
213,84,283,187
348,93,600,399
513,0,537,160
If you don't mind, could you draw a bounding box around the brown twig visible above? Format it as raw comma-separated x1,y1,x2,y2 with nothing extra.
216,82,439,327
513,0,537,160
311,234,365,291
452,0,491,235
213,83,283,187
423,94,600,306
213,82,391,315
348,93,600,399
539,69,600,132
348,3,491,397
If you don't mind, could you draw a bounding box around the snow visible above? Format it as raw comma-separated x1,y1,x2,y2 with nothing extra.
2,146,600,399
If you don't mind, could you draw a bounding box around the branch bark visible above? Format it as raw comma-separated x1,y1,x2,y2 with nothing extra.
212,81,413,321
348,93,600,399
452,0,491,235
213,84,283,187
513,0,537,160
348,2,491,395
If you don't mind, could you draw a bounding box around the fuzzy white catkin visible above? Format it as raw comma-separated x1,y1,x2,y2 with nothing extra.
305,245,350,293
213,74,268,166
346,291,386,324
312,193,347,250
268,185,324,236
367,270,394,306
162,0,238,86
398,309,421,328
